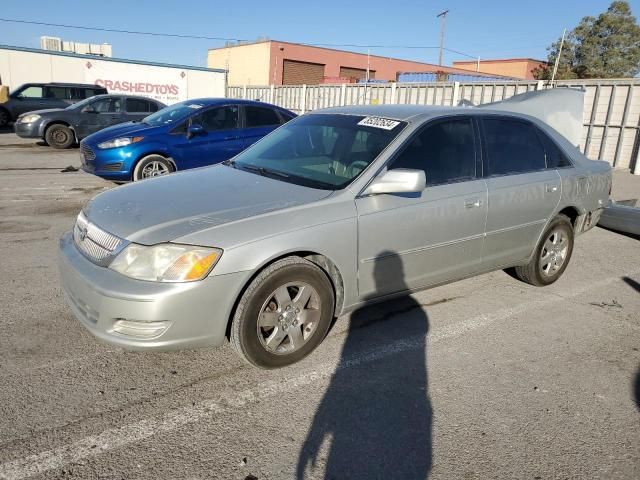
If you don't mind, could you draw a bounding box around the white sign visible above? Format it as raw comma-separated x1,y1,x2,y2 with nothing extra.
357,116,401,130
84,60,187,104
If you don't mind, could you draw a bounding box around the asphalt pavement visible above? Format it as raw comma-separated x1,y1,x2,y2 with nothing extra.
0,131,638,480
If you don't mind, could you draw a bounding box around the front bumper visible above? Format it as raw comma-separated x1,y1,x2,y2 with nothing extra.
58,231,249,351
14,121,42,138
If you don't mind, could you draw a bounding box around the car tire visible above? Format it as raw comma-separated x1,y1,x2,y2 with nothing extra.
514,214,574,287
45,124,75,149
0,108,10,128
230,256,335,369
132,155,174,181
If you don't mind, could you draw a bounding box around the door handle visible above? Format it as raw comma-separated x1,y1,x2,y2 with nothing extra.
545,183,559,193
464,198,482,208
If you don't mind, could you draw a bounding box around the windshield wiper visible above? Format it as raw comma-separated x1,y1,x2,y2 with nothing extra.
237,163,290,179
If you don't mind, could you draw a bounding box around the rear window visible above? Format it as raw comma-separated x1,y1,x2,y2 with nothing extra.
536,128,573,168
483,118,546,176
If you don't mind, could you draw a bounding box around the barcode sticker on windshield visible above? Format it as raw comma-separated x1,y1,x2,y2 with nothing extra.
357,116,400,130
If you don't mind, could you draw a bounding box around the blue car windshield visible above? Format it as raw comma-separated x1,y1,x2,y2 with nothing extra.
141,102,204,126
230,114,406,190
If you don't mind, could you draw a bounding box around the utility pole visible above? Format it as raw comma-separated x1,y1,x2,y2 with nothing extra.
437,9,449,66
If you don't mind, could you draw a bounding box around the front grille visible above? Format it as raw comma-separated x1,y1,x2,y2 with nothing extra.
101,162,124,171
73,211,123,265
80,143,96,162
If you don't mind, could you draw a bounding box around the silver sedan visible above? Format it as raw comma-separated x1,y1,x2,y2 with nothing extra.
59,95,611,368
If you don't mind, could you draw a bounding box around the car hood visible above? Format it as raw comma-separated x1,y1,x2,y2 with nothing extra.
18,108,65,116
83,164,333,245
83,121,160,144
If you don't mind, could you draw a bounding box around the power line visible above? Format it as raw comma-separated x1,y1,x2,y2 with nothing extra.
0,17,478,60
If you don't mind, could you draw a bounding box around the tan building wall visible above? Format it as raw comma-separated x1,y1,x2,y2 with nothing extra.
453,59,546,80
208,42,271,86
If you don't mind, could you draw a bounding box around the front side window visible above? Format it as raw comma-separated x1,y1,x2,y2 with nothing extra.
44,86,68,100
231,114,406,190
17,86,44,98
483,118,546,176
245,106,281,127
88,98,121,113
391,118,476,186
193,106,239,131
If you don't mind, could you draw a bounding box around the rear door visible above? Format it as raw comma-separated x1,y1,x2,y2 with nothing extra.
171,105,242,169
480,115,561,269
241,105,285,148
356,116,488,298
43,85,73,109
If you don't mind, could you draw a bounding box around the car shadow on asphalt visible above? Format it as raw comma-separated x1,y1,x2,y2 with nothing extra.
622,276,640,412
297,251,433,479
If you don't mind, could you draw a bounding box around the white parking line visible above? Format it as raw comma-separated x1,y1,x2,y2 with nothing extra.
0,273,635,480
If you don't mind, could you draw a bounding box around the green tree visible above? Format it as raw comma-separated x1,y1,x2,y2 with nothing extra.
533,1,640,80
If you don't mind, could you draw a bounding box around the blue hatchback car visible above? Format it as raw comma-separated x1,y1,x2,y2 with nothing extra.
79,99,296,181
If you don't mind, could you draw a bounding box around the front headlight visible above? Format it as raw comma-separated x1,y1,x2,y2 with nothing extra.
97,136,144,149
20,114,40,123
109,243,222,282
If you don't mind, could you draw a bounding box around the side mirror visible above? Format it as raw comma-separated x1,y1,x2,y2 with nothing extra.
187,124,205,139
363,169,426,196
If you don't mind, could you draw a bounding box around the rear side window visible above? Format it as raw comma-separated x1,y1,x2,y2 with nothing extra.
483,118,546,175
149,102,160,113
536,128,572,168
245,106,281,127
391,118,476,186
278,110,295,124
126,98,152,113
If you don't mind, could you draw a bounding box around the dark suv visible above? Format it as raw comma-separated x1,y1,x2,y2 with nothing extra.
14,94,166,149
0,83,107,127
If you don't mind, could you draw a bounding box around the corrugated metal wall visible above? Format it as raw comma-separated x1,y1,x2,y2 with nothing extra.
228,79,640,171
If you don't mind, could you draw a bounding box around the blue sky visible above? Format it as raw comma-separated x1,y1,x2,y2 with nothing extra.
0,0,638,68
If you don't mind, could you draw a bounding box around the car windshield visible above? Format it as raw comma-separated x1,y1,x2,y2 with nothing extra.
141,101,203,126
230,114,406,190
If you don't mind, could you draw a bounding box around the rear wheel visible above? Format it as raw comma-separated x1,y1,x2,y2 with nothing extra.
231,256,335,369
514,214,574,286
45,124,75,149
0,108,9,128
132,155,174,181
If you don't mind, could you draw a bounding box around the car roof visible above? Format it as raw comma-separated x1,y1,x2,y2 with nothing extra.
310,104,536,123
89,94,164,102
20,82,106,88
186,98,294,112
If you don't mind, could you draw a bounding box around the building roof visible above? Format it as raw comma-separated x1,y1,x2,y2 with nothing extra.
0,44,226,73
454,58,547,64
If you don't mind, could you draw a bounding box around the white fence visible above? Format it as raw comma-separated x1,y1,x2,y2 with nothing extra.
229,79,640,172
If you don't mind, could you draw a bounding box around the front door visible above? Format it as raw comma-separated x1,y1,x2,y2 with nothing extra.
173,105,243,169
75,97,124,138
480,116,562,269
356,117,488,299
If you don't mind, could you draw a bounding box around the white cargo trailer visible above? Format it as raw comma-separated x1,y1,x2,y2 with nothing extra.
0,44,226,105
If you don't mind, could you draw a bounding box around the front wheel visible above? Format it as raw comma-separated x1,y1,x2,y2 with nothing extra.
514,214,574,286
45,124,75,149
132,155,174,181
230,257,335,369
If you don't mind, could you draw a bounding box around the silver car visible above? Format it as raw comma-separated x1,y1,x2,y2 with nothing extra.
59,95,611,368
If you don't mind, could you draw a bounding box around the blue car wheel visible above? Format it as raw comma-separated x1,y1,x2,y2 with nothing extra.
132,155,175,181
